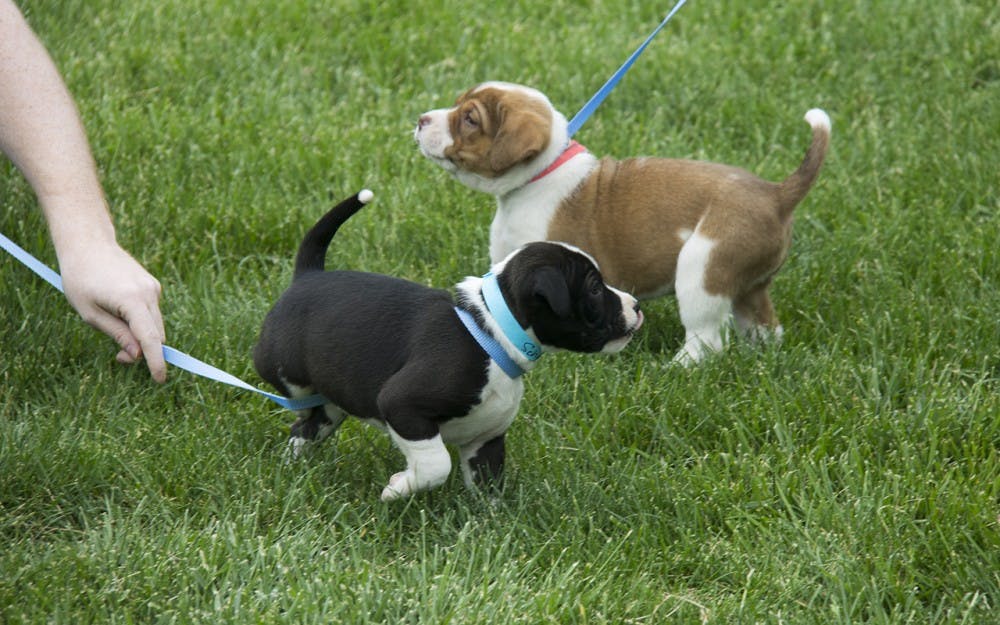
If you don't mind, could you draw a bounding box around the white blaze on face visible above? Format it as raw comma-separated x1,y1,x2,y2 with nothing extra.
601,285,643,354
414,108,455,170
612,286,641,326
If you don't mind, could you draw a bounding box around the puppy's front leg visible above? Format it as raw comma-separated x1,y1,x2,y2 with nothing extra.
382,426,452,501
459,434,506,491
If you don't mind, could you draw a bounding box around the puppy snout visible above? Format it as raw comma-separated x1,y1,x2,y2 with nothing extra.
627,296,641,317
417,114,432,130
627,299,643,332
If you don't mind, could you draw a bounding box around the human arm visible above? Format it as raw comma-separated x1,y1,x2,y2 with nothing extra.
0,0,166,382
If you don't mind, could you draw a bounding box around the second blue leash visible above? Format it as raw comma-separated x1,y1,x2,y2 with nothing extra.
567,0,689,138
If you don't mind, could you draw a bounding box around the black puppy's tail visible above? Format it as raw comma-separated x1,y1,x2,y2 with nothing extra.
293,189,374,280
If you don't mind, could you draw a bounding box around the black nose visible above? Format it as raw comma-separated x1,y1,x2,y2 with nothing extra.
633,302,641,314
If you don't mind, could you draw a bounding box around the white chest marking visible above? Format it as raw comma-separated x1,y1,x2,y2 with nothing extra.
439,363,523,447
490,154,598,263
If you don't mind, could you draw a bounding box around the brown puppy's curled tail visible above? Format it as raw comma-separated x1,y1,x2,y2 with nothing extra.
777,109,831,220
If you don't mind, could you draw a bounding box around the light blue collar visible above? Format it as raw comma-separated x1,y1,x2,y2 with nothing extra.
454,307,524,378
481,272,542,361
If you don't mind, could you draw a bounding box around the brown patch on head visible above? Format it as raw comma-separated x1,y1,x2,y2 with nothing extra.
443,86,552,177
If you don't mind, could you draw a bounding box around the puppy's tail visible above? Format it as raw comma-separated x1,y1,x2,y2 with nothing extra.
777,109,831,220
293,189,374,280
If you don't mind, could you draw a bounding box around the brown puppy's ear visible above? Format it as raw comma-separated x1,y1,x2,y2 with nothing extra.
489,106,549,174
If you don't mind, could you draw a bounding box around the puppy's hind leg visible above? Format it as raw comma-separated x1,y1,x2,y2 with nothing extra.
287,404,347,460
673,232,733,365
733,282,784,345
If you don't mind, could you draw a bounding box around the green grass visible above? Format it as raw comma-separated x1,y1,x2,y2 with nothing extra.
2,0,998,622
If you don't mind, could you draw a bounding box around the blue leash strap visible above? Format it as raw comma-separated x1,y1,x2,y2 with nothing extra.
162,347,328,410
1,231,327,411
566,0,688,138
0,231,64,293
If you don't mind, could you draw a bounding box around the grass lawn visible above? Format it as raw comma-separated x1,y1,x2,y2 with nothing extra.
2,0,998,622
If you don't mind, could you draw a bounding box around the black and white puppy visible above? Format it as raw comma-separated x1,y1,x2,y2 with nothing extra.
253,190,643,501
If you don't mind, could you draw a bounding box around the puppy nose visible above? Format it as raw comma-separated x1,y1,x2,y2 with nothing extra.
633,302,641,314
417,115,431,129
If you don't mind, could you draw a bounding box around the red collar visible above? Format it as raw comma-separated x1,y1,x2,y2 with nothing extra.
529,140,587,183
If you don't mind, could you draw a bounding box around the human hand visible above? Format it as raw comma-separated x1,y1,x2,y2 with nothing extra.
58,242,167,383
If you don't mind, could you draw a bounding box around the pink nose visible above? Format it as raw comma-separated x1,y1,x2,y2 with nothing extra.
417,115,431,129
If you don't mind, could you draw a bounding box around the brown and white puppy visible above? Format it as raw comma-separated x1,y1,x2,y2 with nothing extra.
414,81,830,363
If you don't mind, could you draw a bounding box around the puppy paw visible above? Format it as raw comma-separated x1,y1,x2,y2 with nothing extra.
284,436,309,462
674,329,727,366
672,345,702,367
380,471,413,501
741,323,784,345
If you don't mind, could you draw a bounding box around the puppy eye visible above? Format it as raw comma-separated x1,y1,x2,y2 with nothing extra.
581,281,605,324
587,278,603,297
463,109,479,127
583,299,602,325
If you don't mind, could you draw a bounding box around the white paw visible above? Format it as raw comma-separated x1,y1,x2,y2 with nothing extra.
284,436,308,463
741,324,784,345
674,325,729,366
381,430,452,501
672,347,698,367
672,340,711,367
380,471,412,501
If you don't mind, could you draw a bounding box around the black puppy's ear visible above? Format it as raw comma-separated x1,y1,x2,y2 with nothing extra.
532,267,572,318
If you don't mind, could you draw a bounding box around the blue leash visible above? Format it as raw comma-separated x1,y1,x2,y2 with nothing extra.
0,231,327,411
567,0,688,137
162,346,326,410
